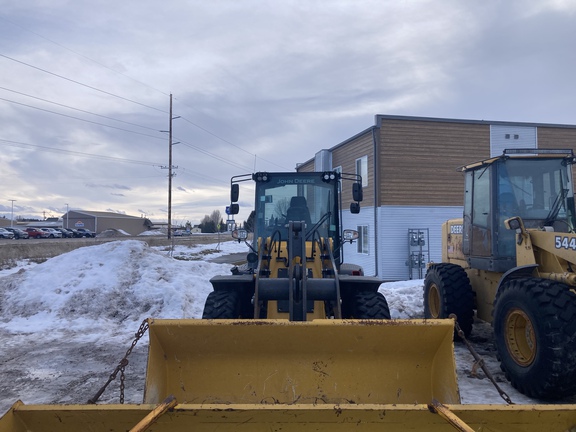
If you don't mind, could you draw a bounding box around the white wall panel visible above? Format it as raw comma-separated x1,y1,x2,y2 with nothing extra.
340,207,376,276
377,206,463,281
490,125,537,157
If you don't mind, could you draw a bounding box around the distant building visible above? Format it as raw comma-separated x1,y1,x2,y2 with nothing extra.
297,115,576,280
61,210,152,235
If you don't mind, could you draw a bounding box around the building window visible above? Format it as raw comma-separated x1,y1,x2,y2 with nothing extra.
357,225,369,254
356,156,368,187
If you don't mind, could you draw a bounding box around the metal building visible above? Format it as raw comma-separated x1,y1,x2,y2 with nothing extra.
297,115,576,280
62,210,152,235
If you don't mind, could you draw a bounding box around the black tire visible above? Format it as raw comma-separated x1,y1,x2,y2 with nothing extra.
202,290,241,319
424,263,474,337
493,278,576,399
346,291,391,319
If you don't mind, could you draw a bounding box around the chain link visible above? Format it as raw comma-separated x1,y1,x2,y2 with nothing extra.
87,319,150,404
449,314,514,405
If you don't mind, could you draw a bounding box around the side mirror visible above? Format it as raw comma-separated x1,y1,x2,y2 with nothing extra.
229,203,239,215
352,182,363,202
505,217,521,231
343,229,359,243
350,202,360,214
231,184,239,202
232,229,248,241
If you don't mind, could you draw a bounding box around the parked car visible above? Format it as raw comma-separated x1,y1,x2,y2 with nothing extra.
67,228,87,238
0,227,15,239
25,227,49,239
40,228,63,238
54,228,74,238
75,228,95,238
4,227,29,239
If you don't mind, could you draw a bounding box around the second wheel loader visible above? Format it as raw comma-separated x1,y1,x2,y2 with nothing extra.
425,148,576,400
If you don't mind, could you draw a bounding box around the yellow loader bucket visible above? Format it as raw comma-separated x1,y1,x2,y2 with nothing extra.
4,318,576,431
144,318,460,405
5,400,576,431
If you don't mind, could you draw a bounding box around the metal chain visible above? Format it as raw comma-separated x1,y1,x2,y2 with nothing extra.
449,314,514,405
87,319,150,404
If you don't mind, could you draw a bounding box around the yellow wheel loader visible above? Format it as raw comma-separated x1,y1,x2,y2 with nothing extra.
203,171,390,321
4,169,576,431
425,148,576,400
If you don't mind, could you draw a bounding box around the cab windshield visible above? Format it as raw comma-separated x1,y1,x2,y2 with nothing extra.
254,174,338,242
497,158,576,232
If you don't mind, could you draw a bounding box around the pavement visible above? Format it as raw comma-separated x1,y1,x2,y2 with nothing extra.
209,252,247,264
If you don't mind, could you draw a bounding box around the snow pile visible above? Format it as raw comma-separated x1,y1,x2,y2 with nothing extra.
0,239,557,413
378,279,424,318
0,240,244,334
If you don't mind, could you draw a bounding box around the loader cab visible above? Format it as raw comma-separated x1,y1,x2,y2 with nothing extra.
229,171,363,267
462,149,576,272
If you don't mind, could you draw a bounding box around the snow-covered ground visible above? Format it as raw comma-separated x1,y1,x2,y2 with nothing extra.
0,239,569,415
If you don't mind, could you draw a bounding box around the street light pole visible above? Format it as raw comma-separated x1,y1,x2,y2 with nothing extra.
65,203,69,229
9,200,16,227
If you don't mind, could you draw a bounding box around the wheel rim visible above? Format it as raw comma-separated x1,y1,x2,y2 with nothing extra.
504,308,536,366
428,283,441,318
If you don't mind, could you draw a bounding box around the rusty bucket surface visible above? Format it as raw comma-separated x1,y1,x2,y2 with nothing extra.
144,318,460,405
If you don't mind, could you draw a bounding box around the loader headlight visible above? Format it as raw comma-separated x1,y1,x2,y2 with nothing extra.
322,171,337,182
253,172,270,182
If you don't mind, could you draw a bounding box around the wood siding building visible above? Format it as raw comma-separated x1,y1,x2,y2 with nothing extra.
297,115,576,280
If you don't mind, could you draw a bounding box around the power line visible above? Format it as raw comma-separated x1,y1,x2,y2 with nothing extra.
1,50,291,173
0,94,263,172
0,15,170,98
0,97,166,141
0,86,163,133
0,53,168,114
177,167,230,186
176,138,253,171
0,138,163,166
178,113,291,171
0,28,290,172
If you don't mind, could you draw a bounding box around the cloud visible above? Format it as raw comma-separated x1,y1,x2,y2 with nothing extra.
0,1,574,224
85,183,132,190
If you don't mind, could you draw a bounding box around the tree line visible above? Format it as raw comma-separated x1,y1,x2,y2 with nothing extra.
198,209,254,233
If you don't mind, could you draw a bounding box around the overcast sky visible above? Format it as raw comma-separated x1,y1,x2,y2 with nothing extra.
1,1,575,225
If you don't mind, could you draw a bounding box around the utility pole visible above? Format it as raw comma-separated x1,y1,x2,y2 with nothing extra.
161,94,180,239
9,200,16,227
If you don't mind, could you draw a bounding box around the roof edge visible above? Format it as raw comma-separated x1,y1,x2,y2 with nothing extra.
375,114,576,129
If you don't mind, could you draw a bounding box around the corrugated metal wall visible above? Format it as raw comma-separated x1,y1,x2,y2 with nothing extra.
377,206,463,281
341,208,377,276
490,125,537,157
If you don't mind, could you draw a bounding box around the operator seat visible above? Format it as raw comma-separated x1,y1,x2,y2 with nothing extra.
286,196,312,228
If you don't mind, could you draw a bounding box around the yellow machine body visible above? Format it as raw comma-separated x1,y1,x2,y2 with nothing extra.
442,217,576,323
259,238,329,319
